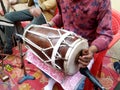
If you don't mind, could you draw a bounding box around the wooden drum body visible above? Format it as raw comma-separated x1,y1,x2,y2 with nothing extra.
23,25,88,75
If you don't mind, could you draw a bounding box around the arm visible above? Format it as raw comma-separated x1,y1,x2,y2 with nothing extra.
48,13,63,27
78,0,113,68
91,0,113,52
47,0,63,28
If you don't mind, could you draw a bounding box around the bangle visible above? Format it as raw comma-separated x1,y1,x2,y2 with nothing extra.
47,22,52,27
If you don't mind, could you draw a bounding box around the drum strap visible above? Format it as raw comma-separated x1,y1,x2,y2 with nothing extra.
51,31,73,69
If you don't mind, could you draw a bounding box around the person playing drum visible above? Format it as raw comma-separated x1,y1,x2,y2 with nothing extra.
43,0,113,90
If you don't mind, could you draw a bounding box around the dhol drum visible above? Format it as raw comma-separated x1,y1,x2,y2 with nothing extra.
23,25,88,75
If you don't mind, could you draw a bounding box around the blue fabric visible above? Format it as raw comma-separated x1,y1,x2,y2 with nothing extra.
113,61,120,74
76,78,85,90
4,9,46,54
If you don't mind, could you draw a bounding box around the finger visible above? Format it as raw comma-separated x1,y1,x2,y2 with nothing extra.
78,63,88,68
79,56,91,63
81,65,88,68
0,10,4,16
82,49,89,55
78,59,89,66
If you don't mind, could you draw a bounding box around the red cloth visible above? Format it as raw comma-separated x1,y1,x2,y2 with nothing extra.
21,21,30,27
112,9,120,34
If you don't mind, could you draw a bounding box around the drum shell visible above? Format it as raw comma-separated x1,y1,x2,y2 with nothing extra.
23,25,88,75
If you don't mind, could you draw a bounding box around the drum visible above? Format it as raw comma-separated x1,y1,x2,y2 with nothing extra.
23,25,88,75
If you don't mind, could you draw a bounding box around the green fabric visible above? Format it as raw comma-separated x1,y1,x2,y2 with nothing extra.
114,82,120,90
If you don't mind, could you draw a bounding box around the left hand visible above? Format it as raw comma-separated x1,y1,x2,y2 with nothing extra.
77,49,94,68
77,45,98,68
29,7,42,17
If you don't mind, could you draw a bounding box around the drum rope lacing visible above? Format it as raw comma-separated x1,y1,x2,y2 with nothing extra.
23,25,84,71
24,30,75,69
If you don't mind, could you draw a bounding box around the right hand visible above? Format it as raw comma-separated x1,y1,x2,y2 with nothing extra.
77,49,93,68
29,7,42,17
0,10,4,16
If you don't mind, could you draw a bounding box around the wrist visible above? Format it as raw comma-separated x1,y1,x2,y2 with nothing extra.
47,21,55,27
89,45,98,54
47,22,52,27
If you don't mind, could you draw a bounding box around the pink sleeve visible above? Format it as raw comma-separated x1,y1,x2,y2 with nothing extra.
51,13,63,28
91,0,113,52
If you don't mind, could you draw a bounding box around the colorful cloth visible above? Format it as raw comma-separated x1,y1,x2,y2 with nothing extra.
26,49,94,90
52,0,113,52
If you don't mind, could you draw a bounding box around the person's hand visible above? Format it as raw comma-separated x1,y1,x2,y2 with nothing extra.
77,45,98,68
77,49,94,68
29,7,42,17
0,10,4,16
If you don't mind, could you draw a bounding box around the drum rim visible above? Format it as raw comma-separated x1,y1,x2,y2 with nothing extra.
64,38,88,75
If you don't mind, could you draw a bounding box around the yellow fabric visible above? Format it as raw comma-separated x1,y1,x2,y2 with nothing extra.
10,3,29,11
28,0,57,21
28,0,34,6
17,0,28,3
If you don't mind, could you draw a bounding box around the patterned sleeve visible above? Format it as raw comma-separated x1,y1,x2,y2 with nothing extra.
91,0,113,52
51,0,63,27
51,13,63,28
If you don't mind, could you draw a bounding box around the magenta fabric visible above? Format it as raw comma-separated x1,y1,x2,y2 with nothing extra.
52,0,113,52
26,49,94,90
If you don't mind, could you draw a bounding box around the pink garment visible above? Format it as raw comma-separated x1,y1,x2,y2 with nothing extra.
52,0,113,52
26,49,94,90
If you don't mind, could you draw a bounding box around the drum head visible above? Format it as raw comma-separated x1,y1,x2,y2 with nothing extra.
64,38,88,75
